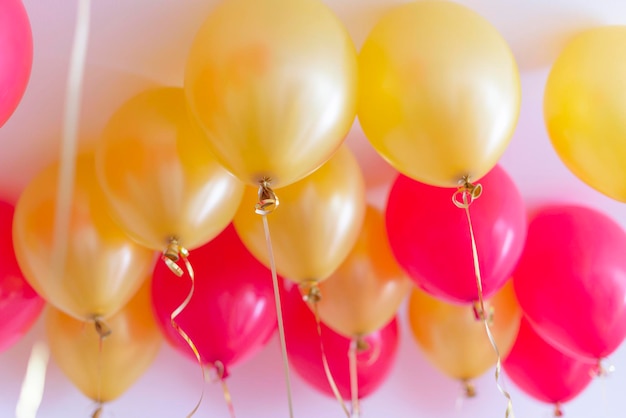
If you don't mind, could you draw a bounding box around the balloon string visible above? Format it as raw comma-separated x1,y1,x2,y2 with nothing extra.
260,213,295,418
453,180,514,418
304,287,350,418
163,241,205,418
348,337,360,417
554,403,564,417
93,319,111,418
15,342,49,418
51,0,91,287
213,361,236,418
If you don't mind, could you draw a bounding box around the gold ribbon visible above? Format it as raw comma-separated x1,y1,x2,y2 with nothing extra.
93,318,111,418
212,361,236,418
256,181,295,418
348,337,361,417
162,239,205,418
453,178,514,418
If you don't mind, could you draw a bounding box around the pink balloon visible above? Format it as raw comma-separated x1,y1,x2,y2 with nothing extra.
513,205,626,360
282,283,399,399
0,201,44,352
386,165,526,303
505,318,595,405
0,0,33,127
152,224,276,374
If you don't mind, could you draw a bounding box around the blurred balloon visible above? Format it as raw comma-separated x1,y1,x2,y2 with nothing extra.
46,281,162,403
408,281,521,382
0,201,44,352
234,145,366,284
282,283,399,399
185,0,357,189
504,318,595,406
545,27,626,202
152,224,276,373
0,0,32,127
96,87,244,252
514,205,626,361
13,154,153,321
358,0,520,187
386,165,526,303
315,206,411,337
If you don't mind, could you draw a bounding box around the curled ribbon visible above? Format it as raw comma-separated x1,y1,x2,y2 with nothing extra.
210,361,236,418
162,238,205,418
453,178,515,418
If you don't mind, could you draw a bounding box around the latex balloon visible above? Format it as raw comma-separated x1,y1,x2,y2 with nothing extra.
96,87,244,252
408,281,521,381
234,145,365,284
545,27,626,202
0,0,32,127
315,206,411,337
46,281,162,403
13,154,154,321
513,205,626,360
358,0,520,187
386,165,526,303
0,201,44,353
152,224,276,372
504,318,595,405
283,283,399,399
185,0,357,188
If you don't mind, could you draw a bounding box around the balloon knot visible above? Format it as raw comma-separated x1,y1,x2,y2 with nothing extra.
92,404,103,418
255,179,279,215
472,301,494,325
453,177,482,209
93,318,112,339
593,359,615,377
162,237,188,277
355,336,370,353
462,379,477,398
300,281,321,304
554,402,564,416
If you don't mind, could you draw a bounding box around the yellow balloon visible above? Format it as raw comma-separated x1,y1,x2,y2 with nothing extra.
408,281,521,381
358,1,520,187
13,154,153,321
46,281,162,403
233,145,365,283
545,26,626,202
96,87,244,251
315,206,411,337
185,0,357,189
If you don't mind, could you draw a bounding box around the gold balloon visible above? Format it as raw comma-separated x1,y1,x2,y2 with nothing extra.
96,87,244,251
315,206,411,337
545,27,626,202
358,1,520,187
13,154,153,321
408,281,521,381
185,0,357,189
233,145,366,283
46,281,162,403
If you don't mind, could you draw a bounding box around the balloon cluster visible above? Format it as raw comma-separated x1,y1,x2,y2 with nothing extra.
3,0,626,416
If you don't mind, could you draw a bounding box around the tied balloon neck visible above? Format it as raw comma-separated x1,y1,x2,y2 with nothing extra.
255,178,279,215
162,237,189,277
93,318,112,340
593,359,615,378
92,403,103,418
453,176,482,209
300,281,322,304
462,379,477,398
554,403,564,417
354,336,370,353
208,361,230,382
472,300,494,326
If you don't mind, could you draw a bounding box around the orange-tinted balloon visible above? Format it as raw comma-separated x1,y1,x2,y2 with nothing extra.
185,0,357,188
96,87,244,252
315,206,411,337
13,154,153,321
46,281,162,403
233,145,366,283
408,281,521,381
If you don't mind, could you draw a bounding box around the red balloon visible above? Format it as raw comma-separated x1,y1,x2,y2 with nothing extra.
282,283,399,399
504,318,595,405
0,0,33,127
513,205,626,360
152,224,276,373
386,165,526,303
0,201,44,352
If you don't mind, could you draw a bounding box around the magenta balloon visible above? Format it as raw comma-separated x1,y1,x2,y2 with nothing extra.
504,318,595,404
0,201,44,352
513,205,626,360
282,284,399,399
0,0,33,127
386,165,526,303
152,224,276,373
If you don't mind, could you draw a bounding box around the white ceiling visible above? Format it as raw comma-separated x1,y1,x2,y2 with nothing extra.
2,1,626,417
